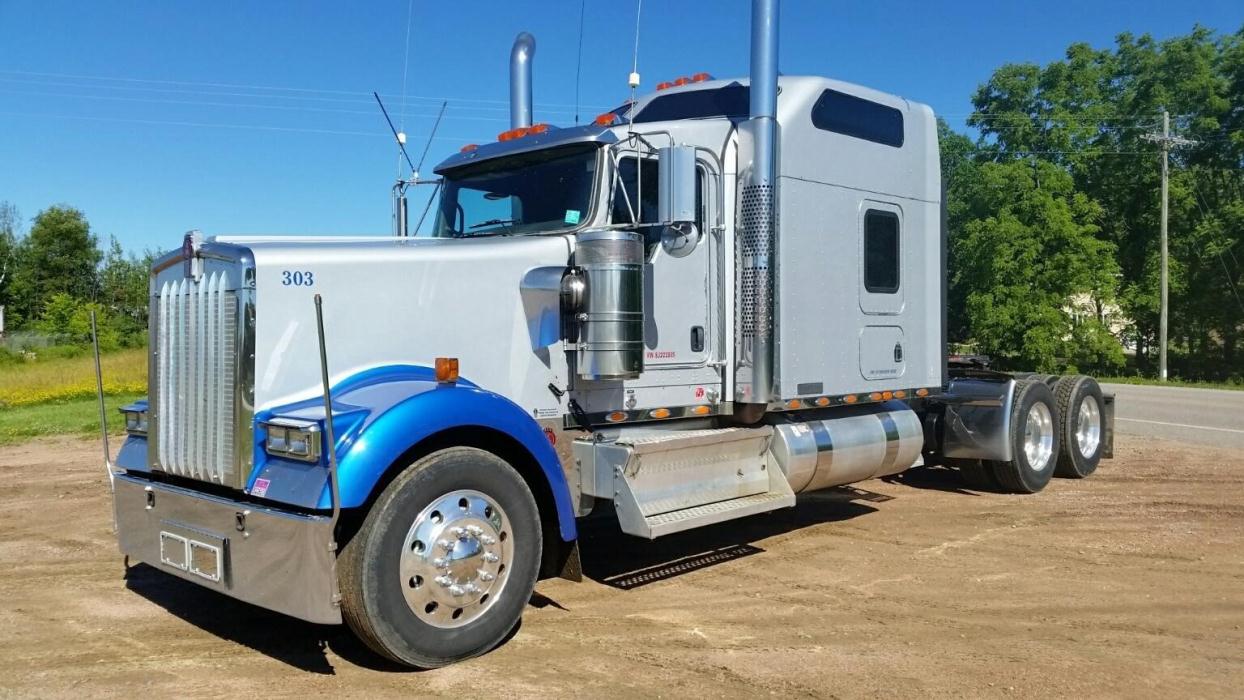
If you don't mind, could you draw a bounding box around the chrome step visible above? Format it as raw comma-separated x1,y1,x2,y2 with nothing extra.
640,491,794,538
574,425,796,539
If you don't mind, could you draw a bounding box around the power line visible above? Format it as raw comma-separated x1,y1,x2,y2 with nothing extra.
0,68,610,111
0,87,514,122
0,109,488,141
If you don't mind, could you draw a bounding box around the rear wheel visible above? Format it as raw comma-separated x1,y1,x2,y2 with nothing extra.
1053,375,1105,478
339,447,542,668
990,379,1060,494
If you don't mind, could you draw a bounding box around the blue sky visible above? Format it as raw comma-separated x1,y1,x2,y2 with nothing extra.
0,1,1239,254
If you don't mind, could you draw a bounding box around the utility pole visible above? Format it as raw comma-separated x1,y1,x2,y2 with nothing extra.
1142,110,1197,381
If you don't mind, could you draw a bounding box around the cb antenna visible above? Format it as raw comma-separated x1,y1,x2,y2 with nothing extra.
374,91,416,176
375,91,416,236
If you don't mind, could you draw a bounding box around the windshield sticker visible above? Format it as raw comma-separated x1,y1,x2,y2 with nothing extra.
564,209,581,225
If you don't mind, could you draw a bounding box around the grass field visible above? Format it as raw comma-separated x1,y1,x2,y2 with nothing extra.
0,393,142,446
1097,375,1244,391
0,348,147,408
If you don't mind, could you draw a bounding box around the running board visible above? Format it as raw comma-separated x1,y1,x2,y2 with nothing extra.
574,427,796,539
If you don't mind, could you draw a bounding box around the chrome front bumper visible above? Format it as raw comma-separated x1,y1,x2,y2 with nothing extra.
113,473,341,624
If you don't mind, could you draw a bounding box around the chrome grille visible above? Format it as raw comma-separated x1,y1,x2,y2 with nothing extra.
153,271,239,485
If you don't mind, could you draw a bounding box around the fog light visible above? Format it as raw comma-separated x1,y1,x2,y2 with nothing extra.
262,418,322,463
119,402,148,436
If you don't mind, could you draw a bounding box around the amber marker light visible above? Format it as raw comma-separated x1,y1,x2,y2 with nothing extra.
690,405,712,416
460,143,478,152
606,411,627,423
785,399,802,409
916,388,930,397
649,408,672,419
435,357,460,383
691,72,713,82
593,112,616,126
815,397,830,407
869,392,883,401
843,394,858,404
894,390,907,399
882,391,894,400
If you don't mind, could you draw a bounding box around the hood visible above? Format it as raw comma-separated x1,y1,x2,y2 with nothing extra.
214,234,574,413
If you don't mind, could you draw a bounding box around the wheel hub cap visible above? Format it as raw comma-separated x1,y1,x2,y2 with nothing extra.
399,490,512,628
1075,395,1102,458
1023,402,1054,471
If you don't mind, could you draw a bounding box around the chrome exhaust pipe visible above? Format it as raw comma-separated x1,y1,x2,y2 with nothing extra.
509,32,536,129
736,0,780,412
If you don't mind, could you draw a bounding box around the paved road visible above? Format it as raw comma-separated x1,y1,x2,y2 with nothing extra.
1102,382,1244,449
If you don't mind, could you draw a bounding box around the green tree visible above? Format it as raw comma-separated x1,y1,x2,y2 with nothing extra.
36,292,121,350
0,201,20,324
8,206,101,326
951,160,1122,372
99,236,151,344
962,25,1243,378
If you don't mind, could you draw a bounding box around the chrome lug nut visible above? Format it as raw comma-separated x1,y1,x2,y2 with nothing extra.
449,584,466,597
483,552,500,563
435,575,453,587
479,535,497,545
478,570,496,582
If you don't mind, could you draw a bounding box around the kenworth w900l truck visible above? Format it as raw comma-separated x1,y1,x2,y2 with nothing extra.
104,0,1114,668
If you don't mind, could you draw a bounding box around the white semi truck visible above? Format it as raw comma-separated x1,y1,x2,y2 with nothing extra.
104,0,1114,668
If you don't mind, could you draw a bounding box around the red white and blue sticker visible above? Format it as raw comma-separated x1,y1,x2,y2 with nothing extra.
251,478,271,498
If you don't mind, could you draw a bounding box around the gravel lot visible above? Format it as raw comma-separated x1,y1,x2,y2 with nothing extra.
1,434,1241,698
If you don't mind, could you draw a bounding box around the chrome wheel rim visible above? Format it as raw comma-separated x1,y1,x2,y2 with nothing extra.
1024,402,1054,471
1075,395,1102,459
399,490,513,629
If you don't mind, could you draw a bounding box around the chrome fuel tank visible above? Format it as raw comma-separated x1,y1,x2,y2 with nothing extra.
769,404,923,493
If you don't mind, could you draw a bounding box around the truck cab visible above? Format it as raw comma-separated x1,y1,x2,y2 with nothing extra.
105,0,1112,669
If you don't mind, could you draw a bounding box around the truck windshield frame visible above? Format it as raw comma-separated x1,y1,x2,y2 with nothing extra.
430,144,600,238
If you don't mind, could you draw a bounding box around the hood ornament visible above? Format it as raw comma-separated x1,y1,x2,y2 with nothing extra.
182,230,204,282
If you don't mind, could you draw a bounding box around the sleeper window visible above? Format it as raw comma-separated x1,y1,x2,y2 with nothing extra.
863,210,900,294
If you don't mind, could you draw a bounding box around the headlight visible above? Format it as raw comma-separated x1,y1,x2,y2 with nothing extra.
119,402,148,436
262,418,322,463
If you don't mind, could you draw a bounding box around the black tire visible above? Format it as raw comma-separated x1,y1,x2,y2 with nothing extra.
1053,375,1105,478
1013,372,1057,387
991,379,1060,494
339,447,542,668
949,458,998,490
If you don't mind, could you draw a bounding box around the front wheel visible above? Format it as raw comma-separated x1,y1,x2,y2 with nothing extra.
339,447,542,668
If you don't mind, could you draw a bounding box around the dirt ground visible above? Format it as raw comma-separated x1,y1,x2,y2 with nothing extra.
1,435,1241,699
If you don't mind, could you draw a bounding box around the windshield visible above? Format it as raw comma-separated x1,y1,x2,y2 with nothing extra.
431,144,598,237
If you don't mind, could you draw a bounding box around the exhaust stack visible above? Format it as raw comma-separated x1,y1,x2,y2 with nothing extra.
509,32,536,129
736,0,780,411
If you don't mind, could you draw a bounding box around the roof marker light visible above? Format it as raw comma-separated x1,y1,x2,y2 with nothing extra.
656,81,674,91
691,72,713,82
460,143,478,153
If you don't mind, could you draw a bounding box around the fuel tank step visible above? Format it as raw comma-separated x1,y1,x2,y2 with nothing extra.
574,426,795,539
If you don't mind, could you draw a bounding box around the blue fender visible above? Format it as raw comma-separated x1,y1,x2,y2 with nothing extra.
250,366,577,542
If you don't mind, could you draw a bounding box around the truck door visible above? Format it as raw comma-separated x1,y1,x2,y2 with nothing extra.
612,156,716,374
858,201,907,381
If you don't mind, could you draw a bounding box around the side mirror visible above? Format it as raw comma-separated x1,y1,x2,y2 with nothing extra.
657,145,696,224
657,145,700,257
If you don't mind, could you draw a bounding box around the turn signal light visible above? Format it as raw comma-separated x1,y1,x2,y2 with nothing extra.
435,357,459,383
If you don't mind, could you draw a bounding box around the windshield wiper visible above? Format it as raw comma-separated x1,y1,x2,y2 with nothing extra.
469,218,518,230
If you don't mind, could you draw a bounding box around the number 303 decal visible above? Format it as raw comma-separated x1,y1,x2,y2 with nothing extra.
282,270,314,286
